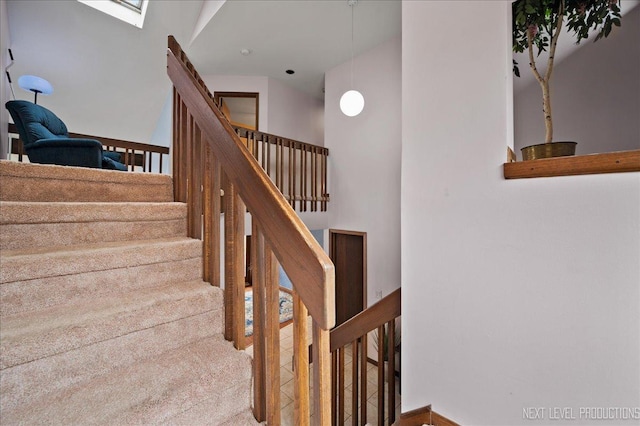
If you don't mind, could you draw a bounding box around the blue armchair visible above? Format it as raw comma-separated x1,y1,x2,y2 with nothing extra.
5,100,127,171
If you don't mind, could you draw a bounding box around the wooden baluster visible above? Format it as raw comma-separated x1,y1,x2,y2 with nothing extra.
302,145,307,212
312,322,332,426
377,325,385,426
262,135,267,170
190,124,203,240
252,222,267,422
331,351,337,426
267,135,272,178
177,96,189,202
293,292,310,426
360,333,367,424
288,141,294,207
223,172,246,348
292,142,297,210
321,149,327,211
275,137,281,189
351,339,359,426
387,319,396,425
159,151,164,174
277,138,284,194
202,141,220,287
338,348,345,425
264,236,281,425
172,88,180,199
311,147,316,212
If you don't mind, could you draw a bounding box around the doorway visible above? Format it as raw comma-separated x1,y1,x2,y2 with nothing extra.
213,92,259,130
329,229,367,328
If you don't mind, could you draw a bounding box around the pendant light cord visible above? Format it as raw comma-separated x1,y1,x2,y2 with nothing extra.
350,0,355,88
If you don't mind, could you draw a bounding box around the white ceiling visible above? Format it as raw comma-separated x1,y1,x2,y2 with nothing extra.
188,0,401,98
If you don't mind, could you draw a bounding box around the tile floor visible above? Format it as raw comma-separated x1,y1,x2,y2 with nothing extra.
244,320,401,426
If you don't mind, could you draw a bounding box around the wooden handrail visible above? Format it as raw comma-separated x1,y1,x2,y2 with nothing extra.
8,123,169,173
167,35,335,425
329,288,401,426
330,288,401,352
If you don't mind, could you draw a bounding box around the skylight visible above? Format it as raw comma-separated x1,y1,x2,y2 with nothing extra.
77,0,149,29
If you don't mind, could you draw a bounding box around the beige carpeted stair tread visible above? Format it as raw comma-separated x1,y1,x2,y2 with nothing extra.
1,308,223,412
0,201,187,224
216,409,264,426
0,237,201,283
1,256,202,318
1,335,253,425
0,280,221,369
0,160,173,202
0,201,188,250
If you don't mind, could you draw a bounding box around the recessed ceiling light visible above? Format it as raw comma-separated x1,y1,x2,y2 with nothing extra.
286,69,295,75
240,48,251,56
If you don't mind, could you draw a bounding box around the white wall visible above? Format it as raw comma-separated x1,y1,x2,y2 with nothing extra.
325,37,402,307
1,0,10,159
514,4,640,157
402,2,639,425
267,77,324,146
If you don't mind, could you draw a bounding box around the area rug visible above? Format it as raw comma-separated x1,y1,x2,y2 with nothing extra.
245,288,294,337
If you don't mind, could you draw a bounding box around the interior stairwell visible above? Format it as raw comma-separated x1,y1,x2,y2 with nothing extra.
0,160,259,425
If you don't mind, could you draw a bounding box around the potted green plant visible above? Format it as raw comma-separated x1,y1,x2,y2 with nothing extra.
512,0,622,160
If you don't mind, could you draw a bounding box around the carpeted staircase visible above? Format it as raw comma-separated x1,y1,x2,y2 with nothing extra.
0,160,258,425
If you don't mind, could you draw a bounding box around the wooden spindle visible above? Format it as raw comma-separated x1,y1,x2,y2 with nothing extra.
338,347,345,425
331,351,337,426
377,325,385,426
351,339,359,426
252,223,267,422
388,319,396,424
293,292,310,426
288,141,294,207
223,173,247,348
312,322,332,426
190,124,203,240
264,237,281,425
360,333,367,424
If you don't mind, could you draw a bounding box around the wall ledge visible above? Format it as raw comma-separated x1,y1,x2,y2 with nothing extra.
503,149,640,179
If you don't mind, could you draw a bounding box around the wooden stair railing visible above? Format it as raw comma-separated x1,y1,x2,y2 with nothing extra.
228,125,330,212
329,288,401,426
7,123,169,173
167,35,335,425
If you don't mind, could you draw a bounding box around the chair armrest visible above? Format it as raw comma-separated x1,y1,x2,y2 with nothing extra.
26,138,103,168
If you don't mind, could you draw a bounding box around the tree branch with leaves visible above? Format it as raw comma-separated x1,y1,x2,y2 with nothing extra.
513,0,622,144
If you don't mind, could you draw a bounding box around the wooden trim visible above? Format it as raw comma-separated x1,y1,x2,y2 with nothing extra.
395,405,460,426
503,149,640,179
214,92,259,131
330,288,401,352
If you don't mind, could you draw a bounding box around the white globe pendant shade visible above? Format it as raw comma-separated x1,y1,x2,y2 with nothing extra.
340,90,364,117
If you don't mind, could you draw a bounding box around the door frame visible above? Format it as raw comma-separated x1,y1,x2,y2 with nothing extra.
329,229,368,323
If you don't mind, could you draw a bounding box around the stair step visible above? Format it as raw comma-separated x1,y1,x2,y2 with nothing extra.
0,201,187,250
0,237,202,284
217,409,263,426
0,280,221,369
0,307,223,412
1,256,202,318
0,336,253,425
0,160,173,202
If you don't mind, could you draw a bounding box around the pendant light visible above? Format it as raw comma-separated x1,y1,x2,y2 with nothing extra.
340,0,364,117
